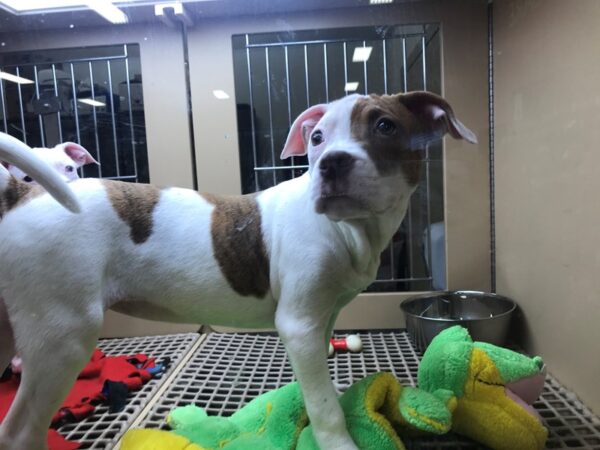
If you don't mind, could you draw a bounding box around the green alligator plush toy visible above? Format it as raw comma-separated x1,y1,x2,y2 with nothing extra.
121,326,548,450
418,325,548,450
122,373,455,450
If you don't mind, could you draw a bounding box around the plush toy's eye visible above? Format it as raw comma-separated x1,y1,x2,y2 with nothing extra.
66,165,74,173
23,176,33,183
375,118,396,136
311,130,324,146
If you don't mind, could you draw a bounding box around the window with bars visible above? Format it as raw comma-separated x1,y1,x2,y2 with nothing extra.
0,44,149,183
232,24,445,292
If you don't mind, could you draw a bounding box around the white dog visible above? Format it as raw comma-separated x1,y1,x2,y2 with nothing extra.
0,91,475,450
2,141,97,375
3,141,97,184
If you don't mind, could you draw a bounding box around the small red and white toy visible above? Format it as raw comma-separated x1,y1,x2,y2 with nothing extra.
328,334,363,356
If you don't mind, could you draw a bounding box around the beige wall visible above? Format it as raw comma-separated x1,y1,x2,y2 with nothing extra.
187,0,490,329
494,0,600,413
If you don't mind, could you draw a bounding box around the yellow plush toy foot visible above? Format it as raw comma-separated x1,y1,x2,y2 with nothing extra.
121,429,205,450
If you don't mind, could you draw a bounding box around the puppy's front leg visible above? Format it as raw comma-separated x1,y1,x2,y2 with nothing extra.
276,299,358,450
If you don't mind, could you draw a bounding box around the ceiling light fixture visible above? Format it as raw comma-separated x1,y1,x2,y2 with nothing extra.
78,98,106,107
0,0,84,12
85,0,128,24
344,82,359,92
352,46,373,63
0,0,128,23
0,71,34,84
212,90,230,100
369,0,393,4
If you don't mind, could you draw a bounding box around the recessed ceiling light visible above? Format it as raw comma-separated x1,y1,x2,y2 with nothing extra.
86,1,128,24
213,90,230,100
78,98,105,107
369,0,393,4
352,46,373,63
344,82,359,92
0,71,34,84
0,0,128,23
0,0,85,12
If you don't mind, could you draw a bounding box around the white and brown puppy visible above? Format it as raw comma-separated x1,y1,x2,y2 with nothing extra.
0,92,476,450
3,141,98,184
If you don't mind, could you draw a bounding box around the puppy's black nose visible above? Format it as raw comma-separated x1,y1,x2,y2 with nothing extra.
319,152,355,180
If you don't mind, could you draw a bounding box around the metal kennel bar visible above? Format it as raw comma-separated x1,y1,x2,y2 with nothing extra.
0,44,147,183
52,64,64,143
0,71,6,133
134,331,600,450
69,62,82,148
123,48,139,181
402,37,415,281
240,28,437,290
245,34,260,192
32,65,46,147
15,66,27,144
87,60,103,177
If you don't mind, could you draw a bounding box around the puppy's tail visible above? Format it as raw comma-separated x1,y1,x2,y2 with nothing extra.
0,132,81,213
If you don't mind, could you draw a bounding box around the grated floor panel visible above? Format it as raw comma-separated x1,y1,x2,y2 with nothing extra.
55,333,200,449
135,330,600,449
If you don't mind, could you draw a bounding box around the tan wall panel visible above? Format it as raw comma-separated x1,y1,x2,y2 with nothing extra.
494,0,600,412
188,0,490,329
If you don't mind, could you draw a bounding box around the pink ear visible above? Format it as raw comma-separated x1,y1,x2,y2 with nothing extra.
59,142,99,167
280,104,328,159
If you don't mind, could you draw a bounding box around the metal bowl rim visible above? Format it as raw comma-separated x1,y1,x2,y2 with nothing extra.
400,290,517,323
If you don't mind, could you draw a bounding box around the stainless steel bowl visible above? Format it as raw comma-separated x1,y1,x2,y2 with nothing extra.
400,290,516,351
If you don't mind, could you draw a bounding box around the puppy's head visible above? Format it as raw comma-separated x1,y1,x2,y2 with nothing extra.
281,92,477,221
4,142,98,183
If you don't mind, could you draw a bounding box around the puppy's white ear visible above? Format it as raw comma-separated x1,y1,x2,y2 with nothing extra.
58,142,99,167
401,91,478,146
281,104,327,159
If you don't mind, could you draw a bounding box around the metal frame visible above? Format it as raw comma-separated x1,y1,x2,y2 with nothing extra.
488,1,497,293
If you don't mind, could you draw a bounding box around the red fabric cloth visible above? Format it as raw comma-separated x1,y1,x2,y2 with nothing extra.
0,349,155,450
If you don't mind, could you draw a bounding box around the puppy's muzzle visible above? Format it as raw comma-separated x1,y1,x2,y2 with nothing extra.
319,151,355,182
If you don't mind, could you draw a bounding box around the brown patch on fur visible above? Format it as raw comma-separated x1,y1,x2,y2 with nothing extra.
350,94,423,185
0,177,44,218
103,180,160,244
202,193,270,299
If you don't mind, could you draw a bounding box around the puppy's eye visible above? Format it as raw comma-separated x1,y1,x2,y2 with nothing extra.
66,165,74,173
23,176,33,183
375,118,396,135
311,130,324,146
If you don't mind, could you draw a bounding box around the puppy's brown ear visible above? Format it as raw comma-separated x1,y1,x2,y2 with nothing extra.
401,91,477,147
281,104,328,159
